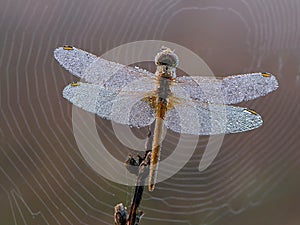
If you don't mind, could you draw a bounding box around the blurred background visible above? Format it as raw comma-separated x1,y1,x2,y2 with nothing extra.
0,0,299,224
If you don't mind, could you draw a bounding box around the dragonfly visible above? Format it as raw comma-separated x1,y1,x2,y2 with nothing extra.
54,45,278,191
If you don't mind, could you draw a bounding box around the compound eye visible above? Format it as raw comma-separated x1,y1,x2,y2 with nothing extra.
155,48,179,67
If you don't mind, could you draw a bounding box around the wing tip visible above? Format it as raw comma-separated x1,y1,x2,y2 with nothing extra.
244,108,263,128
53,45,75,57
62,84,72,100
266,72,279,92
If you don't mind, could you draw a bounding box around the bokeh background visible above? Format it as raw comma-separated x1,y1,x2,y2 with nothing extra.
0,0,299,224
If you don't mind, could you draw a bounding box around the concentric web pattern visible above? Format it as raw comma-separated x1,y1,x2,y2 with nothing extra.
0,0,299,225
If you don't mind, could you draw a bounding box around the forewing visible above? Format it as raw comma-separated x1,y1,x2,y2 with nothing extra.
175,72,279,104
165,100,263,135
63,82,155,128
54,46,98,77
54,46,156,92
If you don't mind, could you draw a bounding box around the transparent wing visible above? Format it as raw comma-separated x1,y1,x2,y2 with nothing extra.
54,46,156,92
165,100,263,135
175,72,279,104
63,82,155,128
54,46,98,77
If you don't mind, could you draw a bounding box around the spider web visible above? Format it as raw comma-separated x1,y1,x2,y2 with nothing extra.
1,0,300,225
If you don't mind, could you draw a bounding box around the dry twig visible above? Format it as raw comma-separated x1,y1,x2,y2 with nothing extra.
114,127,153,225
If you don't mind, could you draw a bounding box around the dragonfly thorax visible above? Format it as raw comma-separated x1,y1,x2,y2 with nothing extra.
155,65,176,79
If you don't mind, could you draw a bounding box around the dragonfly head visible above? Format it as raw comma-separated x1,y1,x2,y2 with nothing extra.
155,47,179,67
155,47,179,78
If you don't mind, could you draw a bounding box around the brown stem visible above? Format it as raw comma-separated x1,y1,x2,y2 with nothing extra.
114,126,153,225
127,152,151,225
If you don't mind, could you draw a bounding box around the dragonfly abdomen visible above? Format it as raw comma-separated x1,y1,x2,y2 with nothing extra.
149,100,168,191
149,76,171,191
